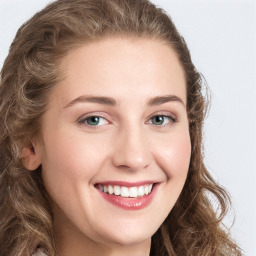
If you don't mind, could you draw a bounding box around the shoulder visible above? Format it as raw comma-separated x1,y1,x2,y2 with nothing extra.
32,248,48,256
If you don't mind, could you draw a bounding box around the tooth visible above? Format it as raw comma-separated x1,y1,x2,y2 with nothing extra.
101,184,153,197
121,186,129,197
129,187,138,198
108,185,114,195
144,186,149,195
114,186,121,196
138,186,144,196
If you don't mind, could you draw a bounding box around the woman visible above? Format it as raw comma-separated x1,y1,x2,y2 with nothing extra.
0,0,242,255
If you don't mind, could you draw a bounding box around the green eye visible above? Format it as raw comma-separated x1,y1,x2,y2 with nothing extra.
151,116,165,125
149,115,175,126
79,116,108,126
86,116,100,126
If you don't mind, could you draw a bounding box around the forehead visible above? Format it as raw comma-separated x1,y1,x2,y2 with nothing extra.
52,37,186,106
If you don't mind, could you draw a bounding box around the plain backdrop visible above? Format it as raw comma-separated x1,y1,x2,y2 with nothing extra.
0,0,255,255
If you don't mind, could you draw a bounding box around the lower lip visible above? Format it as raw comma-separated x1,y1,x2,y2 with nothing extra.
96,184,158,210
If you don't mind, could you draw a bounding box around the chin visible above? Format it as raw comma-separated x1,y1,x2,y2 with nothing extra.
103,233,151,247
94,221,155,247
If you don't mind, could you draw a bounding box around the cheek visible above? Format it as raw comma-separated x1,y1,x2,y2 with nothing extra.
42,131,106,174
155,130,191,179
40,130,109,201
148,130,191,224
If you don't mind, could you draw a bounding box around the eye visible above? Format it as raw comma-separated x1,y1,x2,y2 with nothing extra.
148,115,176,126
78,116,108,126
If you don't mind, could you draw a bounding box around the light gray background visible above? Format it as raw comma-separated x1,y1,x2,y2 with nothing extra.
0,0,255,255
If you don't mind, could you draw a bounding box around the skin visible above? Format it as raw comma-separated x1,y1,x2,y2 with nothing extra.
24,37,191,256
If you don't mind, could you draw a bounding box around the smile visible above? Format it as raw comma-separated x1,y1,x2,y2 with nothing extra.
98,184,154,198
95,182,158,210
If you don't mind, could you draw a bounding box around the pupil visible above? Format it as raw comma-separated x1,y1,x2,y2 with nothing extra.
153,116,164,125
88,116,99,125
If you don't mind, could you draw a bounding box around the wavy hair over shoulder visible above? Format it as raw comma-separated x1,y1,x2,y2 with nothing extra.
0,0,242,255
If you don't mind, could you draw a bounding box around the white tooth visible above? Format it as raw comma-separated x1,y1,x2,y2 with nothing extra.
108,185,114,195
148,184,153,193
129,187,138,198
99,185,104,192
104,186,108,193
121,186,129,197
114,186,121,196
144,186,149,195
138,186,145,196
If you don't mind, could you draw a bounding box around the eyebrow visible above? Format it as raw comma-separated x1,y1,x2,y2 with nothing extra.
148,95,185,107
64,95,117,108
64,94,185,108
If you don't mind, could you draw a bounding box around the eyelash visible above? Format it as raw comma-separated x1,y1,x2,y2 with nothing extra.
78,114,177,128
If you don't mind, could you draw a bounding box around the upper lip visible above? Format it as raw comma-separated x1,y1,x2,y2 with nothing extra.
95,180,159,187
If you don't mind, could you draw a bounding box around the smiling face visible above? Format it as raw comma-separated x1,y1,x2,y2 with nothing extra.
29,37,191,255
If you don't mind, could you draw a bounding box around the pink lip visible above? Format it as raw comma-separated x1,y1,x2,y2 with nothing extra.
95,182,159,210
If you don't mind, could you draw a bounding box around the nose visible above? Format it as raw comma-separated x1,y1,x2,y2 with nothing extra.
111,125,152,171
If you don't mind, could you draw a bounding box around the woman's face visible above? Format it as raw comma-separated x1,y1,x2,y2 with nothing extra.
34,37,191,253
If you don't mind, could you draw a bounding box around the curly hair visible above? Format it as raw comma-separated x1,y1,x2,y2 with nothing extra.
0,0,242,255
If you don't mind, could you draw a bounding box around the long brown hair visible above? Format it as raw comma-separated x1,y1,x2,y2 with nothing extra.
0,0,242,255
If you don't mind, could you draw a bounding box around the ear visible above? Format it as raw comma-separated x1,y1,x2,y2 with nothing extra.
21,142,42,171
